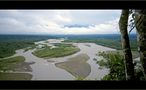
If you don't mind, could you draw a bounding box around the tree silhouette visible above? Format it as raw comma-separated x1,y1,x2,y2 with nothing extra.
119,10,135,80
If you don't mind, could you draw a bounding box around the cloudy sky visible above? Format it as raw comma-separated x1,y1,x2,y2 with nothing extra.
0,10,127,35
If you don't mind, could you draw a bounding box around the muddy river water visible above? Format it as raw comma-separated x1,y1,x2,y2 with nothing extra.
14,41,116,80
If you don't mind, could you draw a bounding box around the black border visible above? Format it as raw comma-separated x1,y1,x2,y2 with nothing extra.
1,0,146,1
0,1,145,9
0,0,146,89
0,81,146,89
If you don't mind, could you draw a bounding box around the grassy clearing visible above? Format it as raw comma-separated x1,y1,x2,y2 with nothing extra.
0,56,26,72
32,44,80,58
0,73,32,80
0,56,25,71
55,54,91,79
0,56,33,80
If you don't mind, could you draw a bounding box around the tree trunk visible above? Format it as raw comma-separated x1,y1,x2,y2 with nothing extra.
135,10,146,79
119,10,135,80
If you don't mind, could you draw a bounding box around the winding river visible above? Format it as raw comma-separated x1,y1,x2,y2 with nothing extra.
13,40,116,80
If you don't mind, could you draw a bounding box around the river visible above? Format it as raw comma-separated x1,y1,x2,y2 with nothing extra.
13,40,116,80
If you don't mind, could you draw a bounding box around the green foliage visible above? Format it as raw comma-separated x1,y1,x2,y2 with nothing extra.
0,56,25,71
97,51,126,80
32,44,80,58
0,41,35,58
96,59,108,67
97,51,144,80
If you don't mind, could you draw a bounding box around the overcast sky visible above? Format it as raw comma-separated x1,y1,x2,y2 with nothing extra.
0,10,132,35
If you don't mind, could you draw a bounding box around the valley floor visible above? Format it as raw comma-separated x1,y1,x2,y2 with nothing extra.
0,39,118,80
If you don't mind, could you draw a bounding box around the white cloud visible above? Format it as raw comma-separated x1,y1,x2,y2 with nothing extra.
0,10,121,34
56,18,120,35
54,14,72,22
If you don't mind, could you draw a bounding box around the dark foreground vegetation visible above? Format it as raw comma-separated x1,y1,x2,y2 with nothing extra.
96,51,144,80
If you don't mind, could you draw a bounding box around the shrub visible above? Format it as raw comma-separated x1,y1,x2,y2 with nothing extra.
98,51,145,80
97,51,126,80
